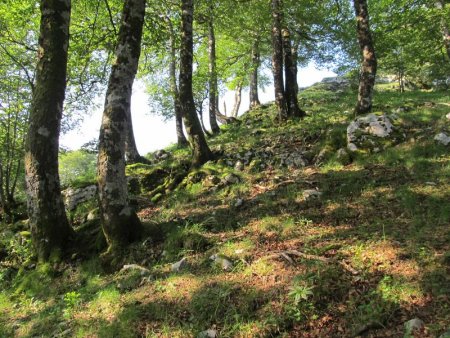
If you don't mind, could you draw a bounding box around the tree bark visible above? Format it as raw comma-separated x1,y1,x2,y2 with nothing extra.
353,0,377,115
168,25,188,147
282,28,305,118
97,0,144,254
435,0,450,60
207,8,220,134
231,81,242,117
249,39,261,109
271,0,287,120
24,0,74,262
179,0,213,167
125,107,147,163
291,39,300,96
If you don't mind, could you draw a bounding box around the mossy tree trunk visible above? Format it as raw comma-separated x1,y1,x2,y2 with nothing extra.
125,107,146,164
271,0,288,120
207,6,220,135
97,0,144,253
24,0,74,262
353,0,377,115
179,0,213,167
282,28,305,118
249,38,261,109
168,24,188,147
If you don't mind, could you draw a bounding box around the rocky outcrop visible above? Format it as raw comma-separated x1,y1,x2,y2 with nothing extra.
62,185,97,211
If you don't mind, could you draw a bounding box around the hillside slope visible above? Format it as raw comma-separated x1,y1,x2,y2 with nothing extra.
1,83,449,337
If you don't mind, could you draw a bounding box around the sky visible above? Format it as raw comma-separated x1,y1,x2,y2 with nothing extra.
60,63,336,155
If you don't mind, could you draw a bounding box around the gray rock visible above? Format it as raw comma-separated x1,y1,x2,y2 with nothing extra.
198,329,218,338
154,149,171,161
404,318,424,335
434,132,450,146
120,264,151,276
223,173,240,185
210,254,233,270
62,185,97,211
336,148,351,165
234,198,244,207
303,189,322,200
446,113,450,121
234,160,244,171
171,257,188,272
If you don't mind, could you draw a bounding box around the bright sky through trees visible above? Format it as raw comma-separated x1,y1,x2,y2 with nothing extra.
60,64,335,154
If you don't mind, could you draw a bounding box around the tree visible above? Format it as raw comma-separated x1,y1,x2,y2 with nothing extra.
249,38,261,109
271,0,288,120
97,0,144,256
24,0,74,261
179,0,213,167
353,0,377,114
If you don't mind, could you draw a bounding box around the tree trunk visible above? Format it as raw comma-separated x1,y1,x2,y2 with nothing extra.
179,0,213,167
231,82,242,117
207,9,220,134
271,0,287,120
125,107,147,163
282,28,305,118
168,26,188,147
249,39,261,109
353,0,377,115
24,0,74,262
291,39,300,96
97,0,144,254
435,0,450,60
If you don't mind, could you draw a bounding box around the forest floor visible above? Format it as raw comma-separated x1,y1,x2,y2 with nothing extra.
1,82,449,337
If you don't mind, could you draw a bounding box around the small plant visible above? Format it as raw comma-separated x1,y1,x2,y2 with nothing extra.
286,277,315,322
63,291,82,318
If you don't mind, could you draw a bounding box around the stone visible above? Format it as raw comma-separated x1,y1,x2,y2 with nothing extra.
62,185,97,211
198,329,218,338
210,254,233,270
120,264,151,276
234,198,244,207
171,257,188,272
404,318,424,335
347,114,400,152
303,189,322,200
203,175,221,187
336,148,352,165
154,149,171,161
446,113,450,120
223,173,240,185
234,160,244,171
434,132,450,146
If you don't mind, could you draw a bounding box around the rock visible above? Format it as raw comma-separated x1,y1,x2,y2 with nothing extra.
434,132,450,146
154,149,171,161
62,185,97,211
336,148,352,165
171,257,188,272
234,198,244,208
446,113,450,120
203,175,221,187
234,160,244,171
347,113,401,152
303,189,322,200
404,318,424,336
210,254,233,270
120,264,151,276
197,329,218,338
223,173,240,185
86,208,100,221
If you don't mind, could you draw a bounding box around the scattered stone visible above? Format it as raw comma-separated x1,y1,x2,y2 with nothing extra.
434,132,450,146
120,264,151,276
404,318,425,336
234,198,244,208
171,257,188,272
154,149,171,161
234,160,244,171
303,189,322,200
336,148,352,165
62,185,97,211
425,182,437,186
197,329,218,338
210,254,233,270
347,143,358,152
223,173,240,185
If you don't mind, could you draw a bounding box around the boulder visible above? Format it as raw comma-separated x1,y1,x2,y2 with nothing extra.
347,113,403,152
210,254,233,270
198,329,218,338
404,318,424,336
154,149,171,161
303,189,322,200
171,257,188,272
434,132,450,146
62,185,97,211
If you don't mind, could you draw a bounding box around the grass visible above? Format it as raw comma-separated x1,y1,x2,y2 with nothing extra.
1,83,449,337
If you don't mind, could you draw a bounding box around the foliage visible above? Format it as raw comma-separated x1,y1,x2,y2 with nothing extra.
59,150,97,189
